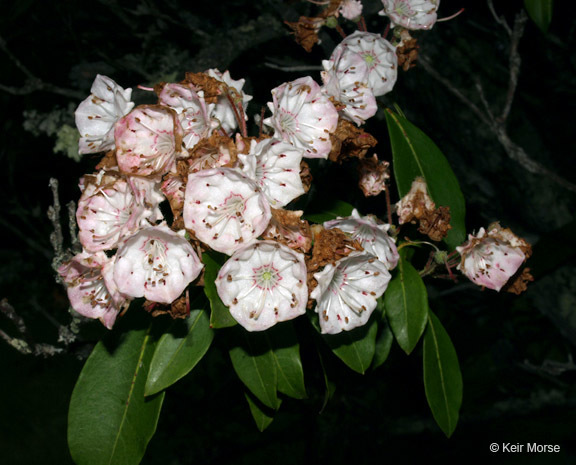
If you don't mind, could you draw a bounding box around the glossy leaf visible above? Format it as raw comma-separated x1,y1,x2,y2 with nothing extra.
244,391,279,432
423,311,463,438
304,199,354,223
145,308,213,396
68,324,164,465
267,324,307,399
371,302,394,370
322,316,378,374
202,251,237,328
524,0,553,33
384,255,428,354
229,331,279,410
385,109,466,250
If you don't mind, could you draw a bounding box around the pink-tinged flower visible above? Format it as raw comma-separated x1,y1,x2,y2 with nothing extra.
115,105,183,177
358,154,390,196
311,251,391,334
158,83,217,150
58,251,129,329
456,225,530,292
379,0,439,30
183,168,272,255
77,170,162,252
75,75,134,154
321,49,377,125
263,76,338,159
113,223,203,304
324,209,399,270
339,0,363,21
238,138,305,208
336,31,398,97
215,241,308,331
206,69,253,134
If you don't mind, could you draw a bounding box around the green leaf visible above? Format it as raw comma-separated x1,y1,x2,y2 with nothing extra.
202,251,237,328
524,0,553,33
145,308,214,396
244,391,279,432
423,311,463,438
385,109,466,250
322,317,378,374
371,302,394,370
68,325,164,465
229,331,279,410
267,324,307,399
384,255,428,354
304,199,354,223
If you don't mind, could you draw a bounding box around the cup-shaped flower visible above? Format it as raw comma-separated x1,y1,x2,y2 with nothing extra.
113,223,203,304
115,105,183,177
379,0,439,30
183,168,272,255
324,209,399,270
77,170,161,252
456,225,529,292
58,251,128,329
312,251,391,334
158,83,216,150
75,74,134,154
339,0,363,21
322,46,377,125
215,241,308,331
335,31,398,97
206,69,253,134
239,138,305,208
263,76,338,159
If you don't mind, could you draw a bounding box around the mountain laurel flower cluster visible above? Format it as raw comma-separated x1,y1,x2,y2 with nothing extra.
55,5,540,451
58,1,530,342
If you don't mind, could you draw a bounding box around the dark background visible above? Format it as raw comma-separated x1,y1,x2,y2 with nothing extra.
1,1,576,464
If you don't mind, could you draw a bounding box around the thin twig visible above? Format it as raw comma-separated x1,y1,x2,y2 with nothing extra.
264,62,323,72
500,11,528,122
0,35,84,100
487,0,511,35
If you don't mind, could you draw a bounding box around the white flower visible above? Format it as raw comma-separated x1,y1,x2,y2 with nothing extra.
158,83,217,150
115,105,183,177
324,209,399,270
339,0,363,21
311,252,391,334
336,31,398,97
183,168,272,255
321,48,377,125
238,138,305,208
206,69,253,134
215,241,308,331
264,76,339,159
456,225,529,292
113,223,203,303
379,0,440,30
58,251,129,329
75,74,134,154
76,171,161,252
